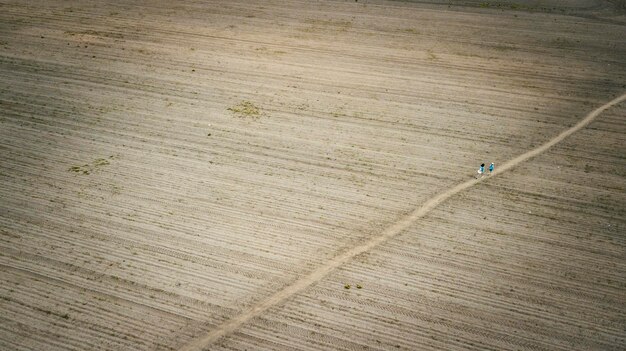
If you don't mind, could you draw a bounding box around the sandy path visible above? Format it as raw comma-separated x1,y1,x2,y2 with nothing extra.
178,93,626,351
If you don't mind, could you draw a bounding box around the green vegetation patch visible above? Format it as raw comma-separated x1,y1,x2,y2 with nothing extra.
68,156,114,175
93,158,110,167
301,18,353,34
68,164,91,175
64,30,124,39
478,2,524,9
228,101,261,118
304,18,352,28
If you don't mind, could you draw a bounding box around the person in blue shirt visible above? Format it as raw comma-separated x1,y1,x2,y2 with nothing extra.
489,162,494,175
477,163,485,178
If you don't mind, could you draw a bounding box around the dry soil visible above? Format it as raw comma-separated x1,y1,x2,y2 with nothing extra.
0,1,625,350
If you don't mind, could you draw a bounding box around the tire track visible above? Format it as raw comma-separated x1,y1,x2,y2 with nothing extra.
178,93,626,351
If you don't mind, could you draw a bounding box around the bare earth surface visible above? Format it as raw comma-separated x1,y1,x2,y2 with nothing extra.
1,1,625,350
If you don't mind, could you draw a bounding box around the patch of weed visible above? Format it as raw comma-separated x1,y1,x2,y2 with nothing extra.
93,158,110,167
228,101,261,118
68,165,86,173
305,18,352,28
68,156,114,175
255,47,287,55
301,18,352,34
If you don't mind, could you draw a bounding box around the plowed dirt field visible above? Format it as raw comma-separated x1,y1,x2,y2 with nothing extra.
1,1,625,350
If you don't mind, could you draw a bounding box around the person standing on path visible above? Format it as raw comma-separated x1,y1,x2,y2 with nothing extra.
489,162,494,175
477,163,485,178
